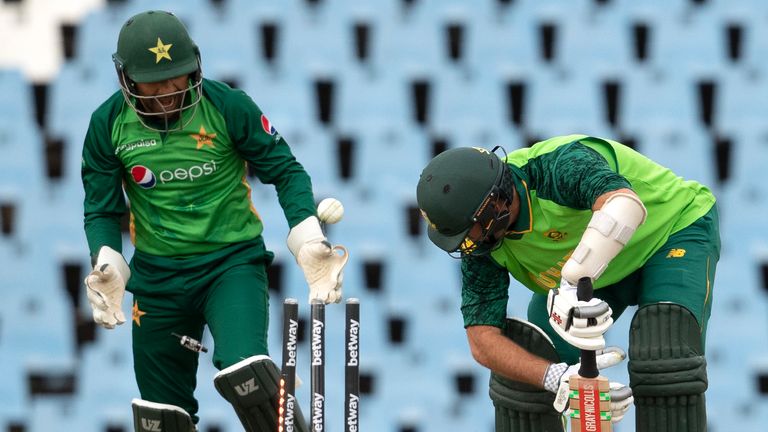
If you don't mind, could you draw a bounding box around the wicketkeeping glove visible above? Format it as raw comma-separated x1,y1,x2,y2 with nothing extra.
84,246,130,329
547,278,613,350
545,347,634,424
287,216,349,304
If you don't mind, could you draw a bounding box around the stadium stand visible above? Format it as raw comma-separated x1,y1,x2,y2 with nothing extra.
1,0,767,431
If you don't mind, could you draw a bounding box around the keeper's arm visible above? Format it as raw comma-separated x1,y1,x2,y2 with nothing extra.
82,109,127,259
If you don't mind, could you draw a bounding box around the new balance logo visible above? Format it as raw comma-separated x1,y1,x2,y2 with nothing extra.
141,418,162,431
235,378,260,396
667,248,686,258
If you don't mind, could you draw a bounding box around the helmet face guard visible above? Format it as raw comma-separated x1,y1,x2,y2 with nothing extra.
112,10,203,132
448,161,515,259
452,182,514,258
115,65,203,132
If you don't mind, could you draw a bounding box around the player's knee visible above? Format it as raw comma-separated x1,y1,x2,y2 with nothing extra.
213,343,268,371
628,303,708,397
213,355,309,431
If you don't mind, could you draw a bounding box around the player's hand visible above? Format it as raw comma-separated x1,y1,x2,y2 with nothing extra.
607,381,633,423
287,216,349,304
297,239,348,304
547,347,633,422
84,246,130,329
547,278,613,350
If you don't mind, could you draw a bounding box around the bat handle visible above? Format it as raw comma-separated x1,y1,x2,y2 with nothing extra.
576,277,599,379
576,276,594,302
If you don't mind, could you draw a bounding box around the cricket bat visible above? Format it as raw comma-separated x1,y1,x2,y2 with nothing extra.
569,277,612,432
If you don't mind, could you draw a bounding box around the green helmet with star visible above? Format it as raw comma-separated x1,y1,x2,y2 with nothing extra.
113,10,200,83
112,10,203,131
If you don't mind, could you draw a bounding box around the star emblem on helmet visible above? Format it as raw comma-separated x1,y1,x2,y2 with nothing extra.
190,125,217,149
148,37,173,63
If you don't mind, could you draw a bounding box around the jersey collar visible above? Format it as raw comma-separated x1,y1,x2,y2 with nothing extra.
505,164,533,239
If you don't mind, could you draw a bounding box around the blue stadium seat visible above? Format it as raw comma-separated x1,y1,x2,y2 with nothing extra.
285,127,339,190
376,0,444,72
718,71,768,132
3,1,768,430
634,125,716,187
431,68,504,137
336,68,411,132
717,128,768,248
653,6,724,77
557,7,630,70
0,243,76,430
466,0,544,73
71,321,138,431
0,70,46,206
527,69,607,138
622,68,700,132
0,69,35,123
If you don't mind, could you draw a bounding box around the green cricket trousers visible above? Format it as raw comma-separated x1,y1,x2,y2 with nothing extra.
127,237,274,423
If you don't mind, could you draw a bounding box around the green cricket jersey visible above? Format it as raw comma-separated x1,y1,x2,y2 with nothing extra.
461,134,716,327
82,79,316,257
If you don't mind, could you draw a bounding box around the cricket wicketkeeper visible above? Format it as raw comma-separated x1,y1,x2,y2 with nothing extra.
81,10,347,432
417,135,719,431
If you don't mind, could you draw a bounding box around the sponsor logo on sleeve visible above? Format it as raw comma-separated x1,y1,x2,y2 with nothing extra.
261,114,276,135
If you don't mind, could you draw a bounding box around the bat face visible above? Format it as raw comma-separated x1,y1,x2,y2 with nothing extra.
569,375,611,431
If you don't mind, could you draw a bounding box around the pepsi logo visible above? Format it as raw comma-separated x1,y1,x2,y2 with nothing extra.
131,165,156,189
261,114,276,136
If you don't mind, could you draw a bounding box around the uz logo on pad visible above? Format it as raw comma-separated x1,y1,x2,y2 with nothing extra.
235,378,260,396
141,418,161,431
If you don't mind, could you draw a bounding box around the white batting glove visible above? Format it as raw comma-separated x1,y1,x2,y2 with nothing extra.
546,347,633,423
608,381,633,423
287,216,349,304
547,278,613,350
84,246,130,329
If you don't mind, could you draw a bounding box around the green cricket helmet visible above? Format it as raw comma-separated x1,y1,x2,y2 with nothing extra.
416,147,515,257
112,10,202,131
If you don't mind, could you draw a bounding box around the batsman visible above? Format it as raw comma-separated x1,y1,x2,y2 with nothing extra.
81,10,348,431
417,135,719,431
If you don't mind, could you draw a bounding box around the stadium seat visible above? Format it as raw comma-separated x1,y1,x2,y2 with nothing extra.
2,1,767,431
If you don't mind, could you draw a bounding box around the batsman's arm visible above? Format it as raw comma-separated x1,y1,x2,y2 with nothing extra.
461,255,553,386
591,188,636,211
527,141,632,211
530,140,646,284
466,325,551,388
561,187,646,284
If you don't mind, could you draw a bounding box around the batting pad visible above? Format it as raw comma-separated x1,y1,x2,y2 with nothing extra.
131,398,195,432
213,355,307,432
490,318,565,432
629,303,708,432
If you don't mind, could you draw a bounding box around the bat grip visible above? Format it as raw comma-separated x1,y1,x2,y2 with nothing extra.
576,277,599,379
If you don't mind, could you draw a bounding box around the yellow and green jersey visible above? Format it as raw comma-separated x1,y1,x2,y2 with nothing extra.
82,79,315,257
461,135,716,328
